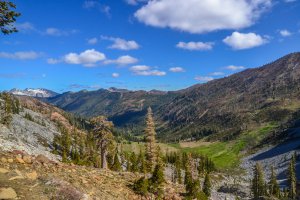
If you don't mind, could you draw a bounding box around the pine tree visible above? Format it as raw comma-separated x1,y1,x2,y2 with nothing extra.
251,162,266,199
91,116,115,169
112,151,122,171
203,173,212,197
269,166,280,198
137,151,147,174
149,163,165,192
288,154,297,199
145,107,156,170
130,152,138,172
133,177,148,196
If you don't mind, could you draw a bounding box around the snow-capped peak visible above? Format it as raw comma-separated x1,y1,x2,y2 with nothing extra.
9,88,58,98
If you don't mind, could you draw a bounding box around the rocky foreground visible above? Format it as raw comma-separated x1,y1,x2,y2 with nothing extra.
0,151,183,200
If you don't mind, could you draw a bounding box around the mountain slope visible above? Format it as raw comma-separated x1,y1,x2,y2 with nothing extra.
45,53,300,142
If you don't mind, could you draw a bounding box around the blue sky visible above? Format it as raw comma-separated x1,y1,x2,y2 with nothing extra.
0,0,300,92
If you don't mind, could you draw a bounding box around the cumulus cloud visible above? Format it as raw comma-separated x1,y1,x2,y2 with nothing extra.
112,73,120,78
135,0,272,34
225,65,246,71
130,65,166,76
87,37,98,45
102,36,140,50
0,51,41,60
279,29,292,37
169,67,185,72
194,76,214,82
176,42,213,51
48,49,106,67
16,22,36,33
104,55,138,65
223,32,268,50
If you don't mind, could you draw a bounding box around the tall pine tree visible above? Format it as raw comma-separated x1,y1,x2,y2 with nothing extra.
145,107,156,170
288,153,297,200
269,166,280,198
251,162,266,199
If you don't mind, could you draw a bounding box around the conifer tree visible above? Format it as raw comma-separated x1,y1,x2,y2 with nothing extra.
130,152,138,172
133,177,148,196
269,166,280,198
149,163,165,193
112,151,122,171
251,162,266,199
203,173,212,197
91,116,115,169
288,153,297,199
138,150,147,174
145,107,156,170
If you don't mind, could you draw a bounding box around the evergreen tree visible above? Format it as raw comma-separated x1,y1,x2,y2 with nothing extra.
133,177,148,196
91,116,115,169
0,1,20,34
288,154,297,200
130,152,138,172
137,151,147,174
203,173,212,197
251,162,266,199
112,151,122,171
145,107,156,170
149,163,165,192
269,166,280,198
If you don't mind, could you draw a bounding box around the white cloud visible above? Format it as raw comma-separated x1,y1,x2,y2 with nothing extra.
88,37,98,45
104,55,138,65
130,65,166,76
45,28,78,36
210,72,225,76
176,42,213,51
194,76,214,82
112,73,120,78
49,49,106,67
223,32,268,50
169,67,185,72
279,29,292,37
284,0,296,2
135,0,272,34
0,51,41,60
225,65,246,71
102,36,140,50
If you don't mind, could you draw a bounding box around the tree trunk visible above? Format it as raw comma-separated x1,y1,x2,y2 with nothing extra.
101,150,108,169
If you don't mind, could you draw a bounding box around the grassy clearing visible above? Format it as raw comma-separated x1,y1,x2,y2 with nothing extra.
167,123,278,170
121,142,178,154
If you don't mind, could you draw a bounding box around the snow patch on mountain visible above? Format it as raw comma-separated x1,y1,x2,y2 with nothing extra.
9,88,58,98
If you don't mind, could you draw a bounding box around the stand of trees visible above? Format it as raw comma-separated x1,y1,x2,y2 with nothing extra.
251,153,298,200
0,93,20,126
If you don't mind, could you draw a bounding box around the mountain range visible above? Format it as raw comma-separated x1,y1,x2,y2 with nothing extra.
43,53,300,142
7,53,299,142
9,88,58,98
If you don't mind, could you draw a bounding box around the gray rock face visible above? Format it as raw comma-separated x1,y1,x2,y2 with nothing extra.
0,106,60,161
241,127,300,187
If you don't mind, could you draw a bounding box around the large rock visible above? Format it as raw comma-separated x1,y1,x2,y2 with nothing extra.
35,154,50,164
15,157,25,164
0,168,9,174
0,187,17,199
26,171,38,180
23,156,32,164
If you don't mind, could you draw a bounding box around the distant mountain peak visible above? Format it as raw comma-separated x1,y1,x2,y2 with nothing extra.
9,88,58,98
